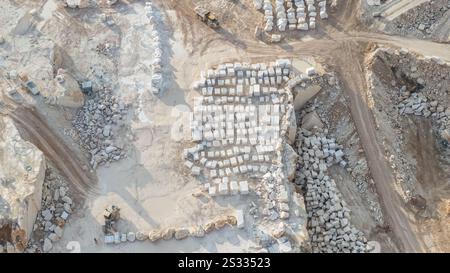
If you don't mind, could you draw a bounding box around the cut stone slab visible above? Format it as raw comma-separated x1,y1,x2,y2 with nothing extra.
236,210,244,229
239,181,249,195
288,111,297,144
230,181,239,195
208,184,217,196
218,182,229,195
283,143,299,181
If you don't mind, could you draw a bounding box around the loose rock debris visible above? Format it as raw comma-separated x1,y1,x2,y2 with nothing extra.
27,166,74,253
72,89,128,169
297,128,368,252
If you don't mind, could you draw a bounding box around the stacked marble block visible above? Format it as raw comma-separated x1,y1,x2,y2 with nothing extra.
184,60,294,198
275,0,287,32
144,2,163,95
286,1,297,31
263,0,274,32
207,180,249,197
257,0,328,32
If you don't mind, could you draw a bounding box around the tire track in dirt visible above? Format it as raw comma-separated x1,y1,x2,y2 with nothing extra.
0,98,97,198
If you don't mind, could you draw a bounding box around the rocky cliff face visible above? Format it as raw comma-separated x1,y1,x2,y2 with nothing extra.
0,116,46,253
52,68,85,108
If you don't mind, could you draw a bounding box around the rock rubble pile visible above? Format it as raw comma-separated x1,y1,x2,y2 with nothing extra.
391,0,450,36
72,89,128,168
25,167,74,253
297,128,368,252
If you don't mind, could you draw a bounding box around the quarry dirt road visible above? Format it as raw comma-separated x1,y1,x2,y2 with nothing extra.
240,31,450,63
284,32,444,253
333,41,423,253
0,96,97,198
229,30,450,252
284,31,450,253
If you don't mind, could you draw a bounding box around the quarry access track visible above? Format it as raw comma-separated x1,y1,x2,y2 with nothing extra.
225,30,450,254
0,96,97,198
243,31,446,253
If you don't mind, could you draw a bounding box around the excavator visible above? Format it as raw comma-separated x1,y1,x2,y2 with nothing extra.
194,6,220,29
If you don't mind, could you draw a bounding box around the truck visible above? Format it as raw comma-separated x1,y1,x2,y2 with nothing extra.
194,6,219,29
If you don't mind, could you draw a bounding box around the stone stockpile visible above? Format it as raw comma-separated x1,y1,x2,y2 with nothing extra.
72,89,128,168
398,89,450,147
181,59,314,253
381,48,450,156
388,0,450,39
297,128,368,253
25,167,74,253
185,60,299,201
255,168,292,222
255,0,328,33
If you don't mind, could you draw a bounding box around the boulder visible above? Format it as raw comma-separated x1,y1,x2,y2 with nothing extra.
294,85,322,111
148,230,162,242
226,215,237,226
63,0,92,8
43,238,52,252
302,111,324,131
135,231,148,241
190,226,205,238
52,69,85,108
174,228,190,240
283,144,299,181
204,222,215,233
127,232,136,242
272,222,286,239
162,228,175,240
288,111,297,144
441,129,450,143
215,216,229,229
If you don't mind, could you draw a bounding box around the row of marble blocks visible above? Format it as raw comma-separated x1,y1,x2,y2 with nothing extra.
207,180,249,196
184,60,295,198
255,0,328,32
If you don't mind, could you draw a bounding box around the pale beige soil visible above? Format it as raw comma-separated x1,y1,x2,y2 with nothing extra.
1,0,450,252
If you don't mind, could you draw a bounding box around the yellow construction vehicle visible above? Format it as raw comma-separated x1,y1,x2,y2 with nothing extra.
194,6,219,29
